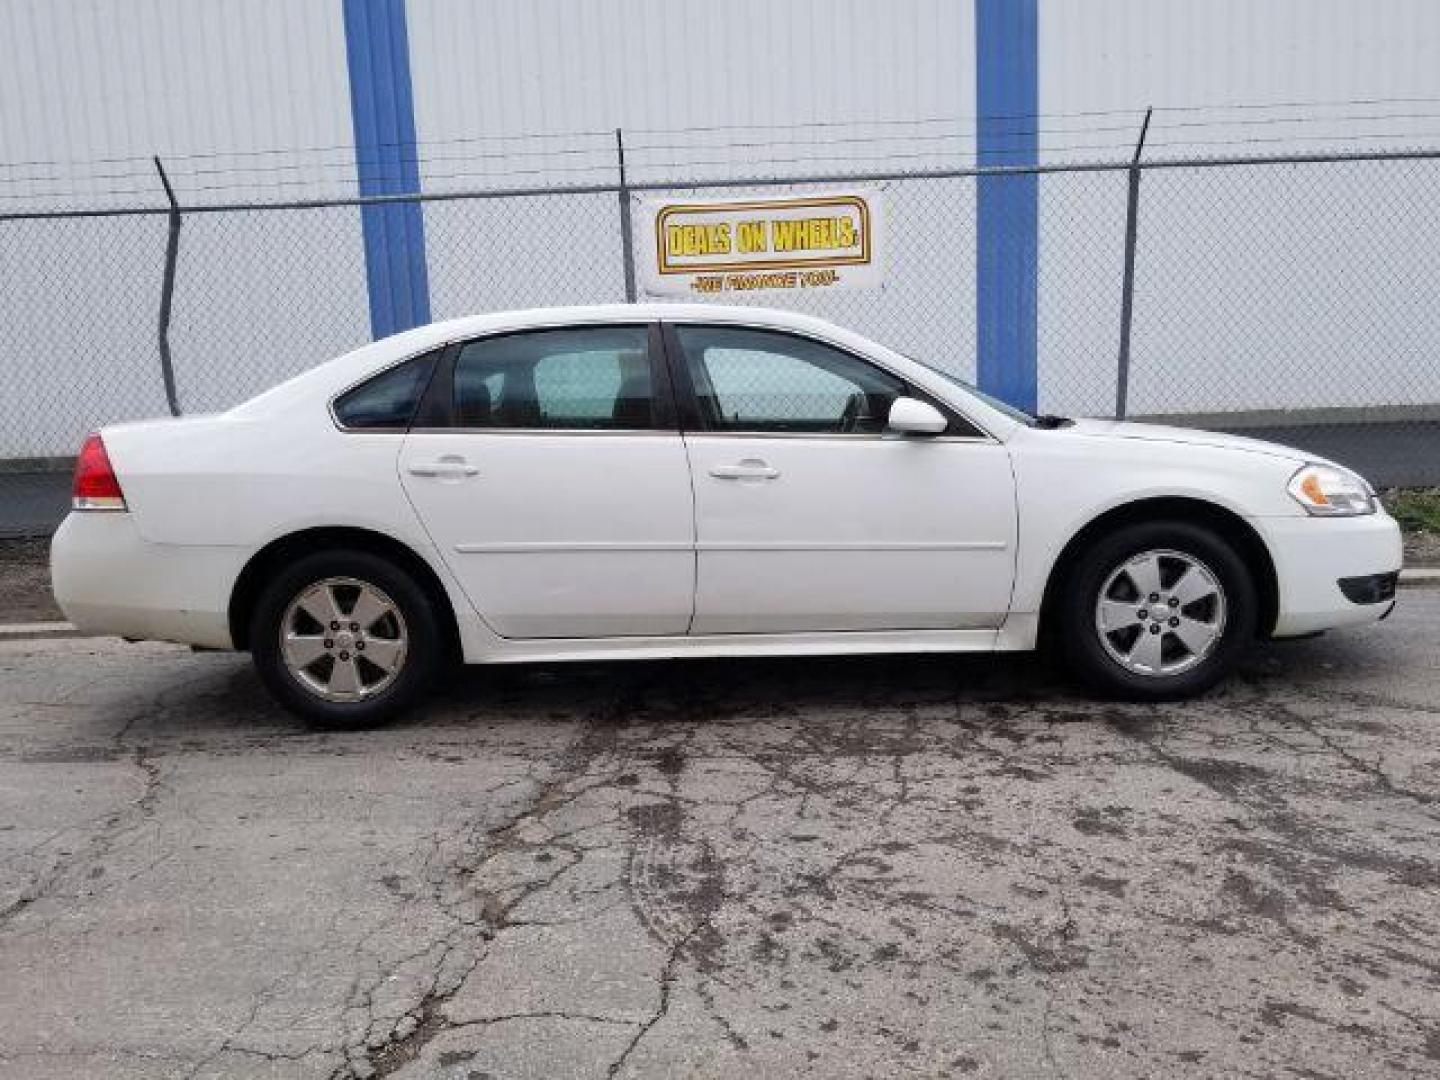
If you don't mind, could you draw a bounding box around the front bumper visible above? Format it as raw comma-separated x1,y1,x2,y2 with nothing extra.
1254,511,1404,638
1337,571,1399,606
51,512,245,649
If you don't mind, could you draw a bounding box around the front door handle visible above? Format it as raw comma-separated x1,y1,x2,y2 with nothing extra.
407,457,479,479
709,459,779,481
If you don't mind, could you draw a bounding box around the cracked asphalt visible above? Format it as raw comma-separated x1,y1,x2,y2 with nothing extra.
1,593,1438,1080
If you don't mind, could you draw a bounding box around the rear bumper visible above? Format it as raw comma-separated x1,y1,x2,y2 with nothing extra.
50,512,244,649
1254,512,1404,637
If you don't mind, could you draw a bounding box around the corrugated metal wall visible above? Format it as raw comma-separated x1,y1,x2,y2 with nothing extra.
407,0,975,186
9,0,1435,196
4,0,1440,455
0,0,370,455
404,0,978,338
1038,0,1440,416
0,0,359,206
1043,0,1440,151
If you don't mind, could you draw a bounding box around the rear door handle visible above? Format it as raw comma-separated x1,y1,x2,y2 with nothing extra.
407,457,479,479
709,459,779,481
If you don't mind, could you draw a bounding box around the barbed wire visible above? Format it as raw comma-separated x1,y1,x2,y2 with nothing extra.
7,114,1440,210
11,94,1440,174
8,124,1440,198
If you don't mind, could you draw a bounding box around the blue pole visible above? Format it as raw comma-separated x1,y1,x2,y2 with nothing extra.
342,0,431,339
974,0,1039,412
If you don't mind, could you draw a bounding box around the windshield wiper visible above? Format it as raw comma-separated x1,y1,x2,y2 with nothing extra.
1034,414,1074,429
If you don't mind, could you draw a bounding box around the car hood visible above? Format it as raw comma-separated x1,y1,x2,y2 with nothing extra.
1059,418,1332,466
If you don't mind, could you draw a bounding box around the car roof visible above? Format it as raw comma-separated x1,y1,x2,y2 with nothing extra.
382,302,849,349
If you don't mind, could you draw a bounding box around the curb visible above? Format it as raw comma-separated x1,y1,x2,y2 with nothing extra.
1400,567,1440,587
1,570,1436,641
0,621,78,640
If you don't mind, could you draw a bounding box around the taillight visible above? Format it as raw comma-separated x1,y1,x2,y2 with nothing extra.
72,433,127,511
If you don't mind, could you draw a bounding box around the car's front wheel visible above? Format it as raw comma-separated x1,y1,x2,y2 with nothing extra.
1057,521,1257,700
250,549,442,727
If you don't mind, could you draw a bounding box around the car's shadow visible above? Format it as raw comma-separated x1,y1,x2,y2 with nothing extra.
435,651,1071,730
119,648,1065,744
97,618,1409,746
422,624,1403,726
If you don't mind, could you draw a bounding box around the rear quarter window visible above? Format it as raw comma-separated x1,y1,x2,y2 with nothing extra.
333,351,439,430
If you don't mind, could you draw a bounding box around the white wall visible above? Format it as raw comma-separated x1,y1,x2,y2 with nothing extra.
1041,0,1440,158
406,0,979,358
1037,0,1440,415
5,0,1440,456
407,0,976,188
0,0,362,207
0,0,369,457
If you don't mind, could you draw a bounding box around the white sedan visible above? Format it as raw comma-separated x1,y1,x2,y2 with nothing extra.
52,304,1402,725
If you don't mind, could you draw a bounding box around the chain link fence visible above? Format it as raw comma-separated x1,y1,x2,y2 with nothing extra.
2,148,1438,537
1126,155,1440,487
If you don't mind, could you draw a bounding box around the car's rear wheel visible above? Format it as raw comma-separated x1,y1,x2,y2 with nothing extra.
1057,521,1257,700
250,549,441,727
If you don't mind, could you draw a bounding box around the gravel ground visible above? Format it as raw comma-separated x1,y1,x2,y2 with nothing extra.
0,593,1437,1079
0,539,60,622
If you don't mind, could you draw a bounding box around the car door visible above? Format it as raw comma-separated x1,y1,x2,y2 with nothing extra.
399,323,695,639
666,323,1017,635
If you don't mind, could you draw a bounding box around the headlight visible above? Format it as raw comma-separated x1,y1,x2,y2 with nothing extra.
1287,463,1376,517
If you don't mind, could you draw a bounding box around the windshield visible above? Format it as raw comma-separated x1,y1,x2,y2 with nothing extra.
905,355,1038,427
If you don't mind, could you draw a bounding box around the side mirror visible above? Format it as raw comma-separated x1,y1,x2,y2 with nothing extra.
886,396,948,436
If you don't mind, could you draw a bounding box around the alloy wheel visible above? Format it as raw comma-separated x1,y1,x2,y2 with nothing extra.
279,577,409,701
1093,549,1227,677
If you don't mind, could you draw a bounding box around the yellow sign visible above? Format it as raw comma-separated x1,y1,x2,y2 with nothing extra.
637,190,883,296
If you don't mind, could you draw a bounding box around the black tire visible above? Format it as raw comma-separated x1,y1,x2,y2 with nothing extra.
1057,520,1257,701
250,548,443,727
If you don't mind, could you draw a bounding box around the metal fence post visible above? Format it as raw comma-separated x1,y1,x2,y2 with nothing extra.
1114,107,1152,421
153,156,183,417
615,127,638,303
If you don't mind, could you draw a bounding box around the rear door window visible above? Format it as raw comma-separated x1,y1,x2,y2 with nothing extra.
451,326,656,430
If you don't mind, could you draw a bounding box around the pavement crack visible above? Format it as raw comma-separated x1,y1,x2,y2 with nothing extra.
0,745,162,934
606,925,699,1078
336,682,653,1079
